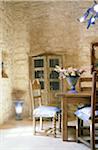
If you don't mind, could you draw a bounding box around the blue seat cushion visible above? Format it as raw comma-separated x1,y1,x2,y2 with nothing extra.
75,106,98,122
33,105,61,118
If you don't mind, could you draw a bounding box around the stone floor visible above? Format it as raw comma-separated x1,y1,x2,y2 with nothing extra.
0,118,90,150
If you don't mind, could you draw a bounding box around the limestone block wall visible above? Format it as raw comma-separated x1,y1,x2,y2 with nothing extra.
28,1,98,119
0,1,98,123
29,1,98,71
8,1,98,116
12,11,31,117
0,2,14,124
0,79,11,124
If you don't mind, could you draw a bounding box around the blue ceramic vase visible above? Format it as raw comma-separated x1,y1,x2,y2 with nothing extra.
66,76,79,93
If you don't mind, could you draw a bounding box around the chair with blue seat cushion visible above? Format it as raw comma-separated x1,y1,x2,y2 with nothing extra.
75,106,98,122
30,79,61,137
79,76,92,92
75,71,98,150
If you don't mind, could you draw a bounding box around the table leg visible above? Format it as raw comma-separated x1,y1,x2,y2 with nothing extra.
62,97,68,141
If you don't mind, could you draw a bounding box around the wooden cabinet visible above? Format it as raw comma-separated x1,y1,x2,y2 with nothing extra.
32,56,45,90
31,54,62,105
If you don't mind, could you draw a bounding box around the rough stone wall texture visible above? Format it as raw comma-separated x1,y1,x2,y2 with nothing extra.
0,2,14,124
0,1,98,123
29,1,98,73
12,21,30,117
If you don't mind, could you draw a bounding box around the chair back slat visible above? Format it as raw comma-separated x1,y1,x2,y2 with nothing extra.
30,79,42,110
79,77,92,92
32,79,42,108
79,76,98,92
91,71,97,121
32,89,41,97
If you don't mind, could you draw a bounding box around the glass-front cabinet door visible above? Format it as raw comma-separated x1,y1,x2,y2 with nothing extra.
33,57,45,89
32,54,62,105
47,56,62,104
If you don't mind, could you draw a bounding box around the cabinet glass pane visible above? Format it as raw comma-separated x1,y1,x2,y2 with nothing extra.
35,71,44,78
50,81,60,90
34,59,44,67
49,59,59,67
40,81,44,89
50,71,59,79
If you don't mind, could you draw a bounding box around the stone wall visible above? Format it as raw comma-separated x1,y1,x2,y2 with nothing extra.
12,19,30,117
0,1,98,124
0,2,14,124
29,1,98,74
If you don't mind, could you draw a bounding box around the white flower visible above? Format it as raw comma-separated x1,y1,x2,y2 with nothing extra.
71,71,76,76
54,65,86,78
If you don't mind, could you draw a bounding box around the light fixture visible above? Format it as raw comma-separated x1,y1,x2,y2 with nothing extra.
78,1,98,29
14,101,24,120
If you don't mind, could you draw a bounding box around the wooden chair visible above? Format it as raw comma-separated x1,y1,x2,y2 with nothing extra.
79,77,92,92
75,71,98,150
29,79,61,137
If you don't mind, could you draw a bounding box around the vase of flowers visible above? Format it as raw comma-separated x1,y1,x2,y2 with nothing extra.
66,76,79,93
54,66,86,93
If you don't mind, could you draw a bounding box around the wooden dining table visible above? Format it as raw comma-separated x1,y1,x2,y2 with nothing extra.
56,92,91,141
